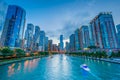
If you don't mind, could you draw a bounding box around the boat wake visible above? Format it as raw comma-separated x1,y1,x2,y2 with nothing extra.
80,64,101,80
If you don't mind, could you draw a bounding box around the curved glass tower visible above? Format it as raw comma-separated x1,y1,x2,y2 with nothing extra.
1,5,26,48
0,1,7,46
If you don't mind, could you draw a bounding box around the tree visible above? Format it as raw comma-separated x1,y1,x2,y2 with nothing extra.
1,47,14,58
15,48,25,57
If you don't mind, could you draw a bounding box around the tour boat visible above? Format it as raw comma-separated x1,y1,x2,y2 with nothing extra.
80,64,90,71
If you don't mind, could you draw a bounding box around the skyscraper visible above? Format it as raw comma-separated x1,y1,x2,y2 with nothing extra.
89,12,117,49
48,40,53,51
65,41,69,52
116,24,120,33
0,1,7,42
25,23,34,51
33,26,40,51
45,36,48,51
60,35,64,51
39,31,45,51
74,29,81,50
69,34,75,51
80,25,89,49
1,5,26,48
116,24,120,48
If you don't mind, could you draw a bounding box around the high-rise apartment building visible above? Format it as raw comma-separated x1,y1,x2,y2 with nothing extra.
89,12,117,49
69,34,75,51
80,25,89,49
33,26,40,51
116,24,120,48
39,31,45,51
25,23,34,51
74,29,81,50
1,5,26,48
60,35,64,51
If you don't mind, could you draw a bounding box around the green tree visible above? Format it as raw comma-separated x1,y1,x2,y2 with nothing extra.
1,47,14,58
15,49,25,57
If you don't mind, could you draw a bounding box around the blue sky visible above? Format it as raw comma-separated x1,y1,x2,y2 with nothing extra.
2,0,120,44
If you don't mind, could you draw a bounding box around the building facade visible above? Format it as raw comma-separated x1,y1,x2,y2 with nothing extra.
74,29,81,50
39,31,45,51
65,41,69,52
0,1,7,44
69,34,75,51
60,35,64,51
116,24,120,48
89,12,118,49
25,23,34,51
1,5,26,48
80,25,89,49
48,40,53,51
33,26,40,51
45,37,48,51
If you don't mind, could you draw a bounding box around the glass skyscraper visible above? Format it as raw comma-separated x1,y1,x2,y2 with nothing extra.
45,37,48,51
89,12,117,49
39,31,45,51
0,1,7,40
48,40,53,51
33,26,40,51
60,35,64,51
65,41,69,52
69,34,75,51
1,5,26,48
116,24,120,48
74,29,81,50
25,23,34,51
80,25,89,49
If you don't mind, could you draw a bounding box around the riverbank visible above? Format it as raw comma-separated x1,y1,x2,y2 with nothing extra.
0,56,45,65
68,54,120,64
90,57,120,64
84,56,120,64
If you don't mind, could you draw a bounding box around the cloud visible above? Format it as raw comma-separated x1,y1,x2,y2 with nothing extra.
46,10,93,42
57,22,79,39
56,11,92,39
46,31,59,37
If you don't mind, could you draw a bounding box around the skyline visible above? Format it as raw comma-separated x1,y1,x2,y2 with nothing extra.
2,0,120,44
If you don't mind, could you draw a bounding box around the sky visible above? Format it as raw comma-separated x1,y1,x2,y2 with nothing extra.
2,0,120,45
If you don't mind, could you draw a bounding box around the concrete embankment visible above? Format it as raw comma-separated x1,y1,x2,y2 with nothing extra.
0,56,42,65
87,57,120,64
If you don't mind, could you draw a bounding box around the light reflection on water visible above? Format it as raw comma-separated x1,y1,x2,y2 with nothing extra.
0,54,120,80
7,58,40,77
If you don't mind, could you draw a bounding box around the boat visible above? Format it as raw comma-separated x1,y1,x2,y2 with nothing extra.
80,64,90,71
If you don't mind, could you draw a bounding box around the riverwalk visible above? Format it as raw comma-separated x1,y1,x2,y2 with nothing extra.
0,56,41,65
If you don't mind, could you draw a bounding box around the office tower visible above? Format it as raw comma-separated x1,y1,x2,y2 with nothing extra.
65,41,69,52
89,12,117,49
0,1,7,43
74,29,81,50
80,25,89,49
116,24,120,33
116,24,120,48
52,44,58,51
60,35,64,51
39,31,45,51
45,37,48,51
48,40,53,51
25,23,34,51
58,43,60,51
69,34,75,51
1,5,26,48
33,26,40,51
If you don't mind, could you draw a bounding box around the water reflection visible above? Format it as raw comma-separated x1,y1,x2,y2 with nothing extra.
24,58,40,73
0,54,120,80
8,63,15,76
8,58,40,77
